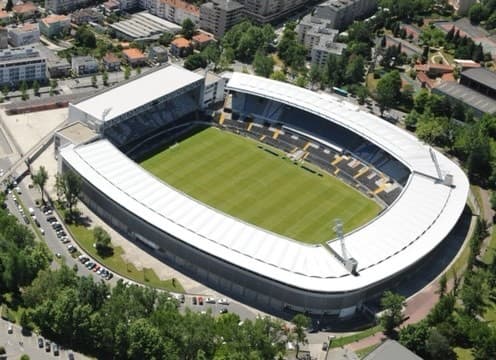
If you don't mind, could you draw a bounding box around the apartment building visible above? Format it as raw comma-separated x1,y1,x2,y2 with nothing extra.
142,0,200,25
314,0,377,30
199,0,244,38
45,0,91,14
8,23,40,47
239,0,307,24
0,47,46,86
39,14,71,38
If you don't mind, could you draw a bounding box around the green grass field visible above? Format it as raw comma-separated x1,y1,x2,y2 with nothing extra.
140,127,380,244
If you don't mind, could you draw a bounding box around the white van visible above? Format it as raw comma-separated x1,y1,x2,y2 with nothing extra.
28,207,35,216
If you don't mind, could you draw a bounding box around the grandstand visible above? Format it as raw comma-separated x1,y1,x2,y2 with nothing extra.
59,71,469,319
68,64,204,149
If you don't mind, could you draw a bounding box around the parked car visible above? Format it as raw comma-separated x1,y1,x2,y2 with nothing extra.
205,297,216,304
53,343,60,356
7,324,13,334
217,298,229,305
192,296,197,305
219,308,228,314
23,216,29,224
38,337,44,348
198,296,204,305
45,340,51,352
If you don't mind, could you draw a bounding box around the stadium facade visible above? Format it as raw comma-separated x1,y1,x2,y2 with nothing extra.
59,70,469,318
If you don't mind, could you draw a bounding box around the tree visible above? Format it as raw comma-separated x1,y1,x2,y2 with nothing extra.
295,75,308,88
58,171,82,218
270,70,286,82
32,80,40,96
376,70,401,114
158,32,174,46
252,51,274,78
1,85,9,98
20,355,30,360
399,321,430,358
291,314,309,359
437,273,447,297
91,74,97,88
20,80,29,101
32,166,48,204
184,53,207,70
468,3,487,24
75,26,96,48
181,18,196,40
278,22,306,70
102,71,109,86
308,65,323,89
345,55,365,84
94,226,112,257
380,291,405,335
426,329,455,360
5,0,13,11
50,79,58,93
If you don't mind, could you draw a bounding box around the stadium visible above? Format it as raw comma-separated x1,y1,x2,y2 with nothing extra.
58,65,469,319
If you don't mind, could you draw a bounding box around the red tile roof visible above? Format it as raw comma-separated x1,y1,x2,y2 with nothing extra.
171,37,191,48
159,0,199,16
13,2,37,14
122,48,146,60
193,32,213,43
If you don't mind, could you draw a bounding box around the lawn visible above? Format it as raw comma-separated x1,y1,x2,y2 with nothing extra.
140,128,380,244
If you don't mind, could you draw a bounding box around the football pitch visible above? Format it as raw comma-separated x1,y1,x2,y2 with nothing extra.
140,127,381,244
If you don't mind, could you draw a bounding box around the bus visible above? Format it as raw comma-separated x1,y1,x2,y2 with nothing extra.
332,87,348,97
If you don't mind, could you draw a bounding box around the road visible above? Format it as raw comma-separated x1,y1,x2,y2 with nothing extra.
0,318,83,359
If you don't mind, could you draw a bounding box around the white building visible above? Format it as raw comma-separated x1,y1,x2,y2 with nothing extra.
8,23,39,47
194,68,225,108
44,0,91,14
0,47,46,86
143,0,200,25
314,0,377,30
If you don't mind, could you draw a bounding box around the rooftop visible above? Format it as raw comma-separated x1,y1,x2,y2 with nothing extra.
122,47,145,60
192,32,213,43
434,81,496,114
160,0,200,16
364,340,422,360
12,1,37,14
103,52,120,63
461,67,496,90
9,22,38,32
110,11,181,40
41,14,70,25
203,0,244,11
70,64,204,123
71,55,97,66
171,37,191,48
57,122,98,146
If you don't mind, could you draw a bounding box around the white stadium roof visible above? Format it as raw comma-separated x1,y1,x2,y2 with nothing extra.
70,65,203,124
61,73,469,293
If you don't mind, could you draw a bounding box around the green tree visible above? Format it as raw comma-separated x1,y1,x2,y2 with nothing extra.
102,71,109,86
270,70,286,82
2,85,9,98
291,314,310,359
345,55,365,84
75,26,96,48
124,65,131,80
426,328,455,360
32,166,49,204
376,70,401,114
94,226,112,257
468,3,487,24
399,321,430,358
20,355,30,360
295,75,308,88
5,0,13,11
32,80,40,96
59,171,82,218
20,80,29,101
181,18,196,40
438,273,447,297
308,65,323,89
278,22,306,70
252,51,274,78
380,291,406,335
158,32,174,46
184,53,207,70
91,74,97,87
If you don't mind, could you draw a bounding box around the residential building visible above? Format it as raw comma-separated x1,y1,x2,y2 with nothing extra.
238,0,307,24
195,68,225,108
118,0,139,11
71,55,98,76
0,11,12,25
102,0,121,13
48,58,71,78
199,0,244,38
148,45,168,63
314,0,377,30
169,37,192,57
143,0,200,26
448,0,476,15
39,14,70,38
297,15,346,66
103,52,121,71
0,28,7,49
0,47,46,86
122,48,147,66
192,32,214,49
13,2,37,19
71,8,104,25
8,23,40,47
110,12,181,41
45,0,91,14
